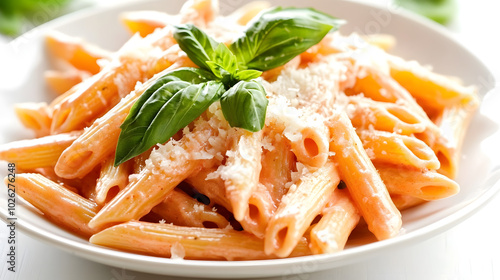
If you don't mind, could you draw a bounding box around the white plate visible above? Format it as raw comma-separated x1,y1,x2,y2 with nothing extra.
0,0,499,278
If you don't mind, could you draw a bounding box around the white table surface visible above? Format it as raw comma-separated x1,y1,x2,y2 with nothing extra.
1,0,500,279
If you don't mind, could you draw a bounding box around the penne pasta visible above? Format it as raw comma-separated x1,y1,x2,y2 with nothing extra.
346,96,427,135
388,54,479,115
265,161,339,258
14,102,52,137
12,173,100,238
94,155,132,206
216,129,263,222
327,112,402,240
49,28,180,134
120,10,175,37
1,0,479,261
45,30,112,75
390,194,426,211
0,131,82,170
290,126,330,168
89,221,311,260
44,69,92,95
309,188,360,254
186,167,232,210
152,189,229,229
260,127,295,205
227,1,271,25
358,129,440,170
187,167,274,238
376,164,459,200
432,103,478,179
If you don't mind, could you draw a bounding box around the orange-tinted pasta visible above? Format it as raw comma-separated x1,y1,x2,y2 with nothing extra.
1,0,479,262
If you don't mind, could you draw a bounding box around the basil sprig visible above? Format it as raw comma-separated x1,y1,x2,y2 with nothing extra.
114,7,344,166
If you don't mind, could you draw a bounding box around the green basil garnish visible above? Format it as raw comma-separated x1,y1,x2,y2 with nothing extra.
220,80,268,132
230,7,345,71
173,24,219,71
115,7,344,165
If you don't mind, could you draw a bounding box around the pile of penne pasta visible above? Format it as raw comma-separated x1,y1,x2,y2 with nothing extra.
1,0,479,260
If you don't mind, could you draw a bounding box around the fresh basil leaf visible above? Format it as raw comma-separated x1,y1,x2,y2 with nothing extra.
220,80,268,132
230,7,345,71
234,69,262,81
173,24,219,70
115,79,225,165
115,80,190,165
122,67,214,128
214,43,238,75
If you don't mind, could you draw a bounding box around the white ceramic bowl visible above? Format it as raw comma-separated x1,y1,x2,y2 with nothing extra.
0,0,499,278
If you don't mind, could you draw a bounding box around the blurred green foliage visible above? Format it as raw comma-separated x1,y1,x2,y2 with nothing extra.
0,0,70,36
396,0,457,24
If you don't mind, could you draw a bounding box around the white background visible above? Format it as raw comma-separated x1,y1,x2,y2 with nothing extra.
1,0,500,279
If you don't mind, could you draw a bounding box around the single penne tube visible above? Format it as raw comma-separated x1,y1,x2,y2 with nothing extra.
152,189,229,229
387,54,479,113
432,103,478,179
187,167,274,238
178,0,218,27
120,10,175,37
14,102,52,137
227,1,271,25
54,51,187,179
33,166,99,196
45,30,112,75
243,183,275,238
290,126,330,168
376,163,459,200
309,188,361,254
390,194,426,211
44,69,91,95
260,126,295,205
217,129,263,222
265,161,339,258
0,130,82,170
264,97,329,168
89,221,311,260
346,96,427,135
88,113,228,229
12,173,100,238
358,129,440,170
94,155,132,206
327,112,401,240
186,167,232,210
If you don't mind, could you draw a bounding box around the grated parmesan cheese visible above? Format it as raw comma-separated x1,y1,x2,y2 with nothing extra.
170,242,186,260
